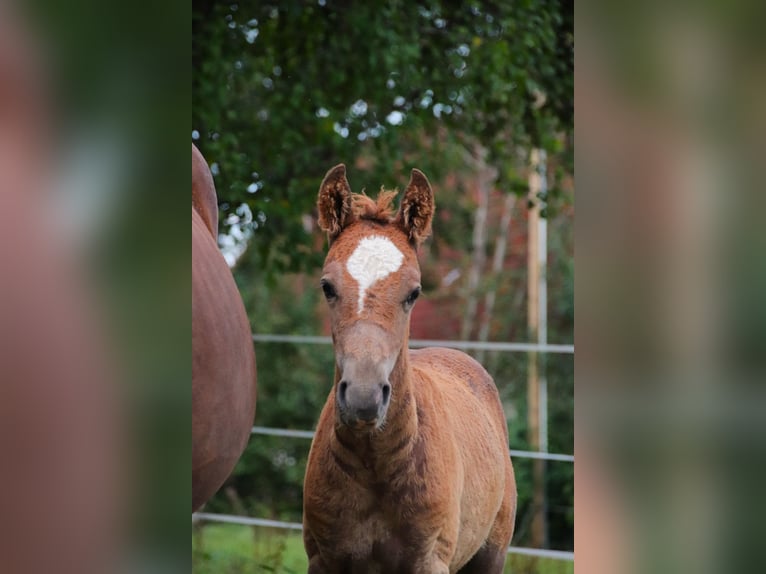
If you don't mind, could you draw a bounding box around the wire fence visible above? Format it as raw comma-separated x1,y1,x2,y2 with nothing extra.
251,426,575,463
252,333,574,354
195,334,574,563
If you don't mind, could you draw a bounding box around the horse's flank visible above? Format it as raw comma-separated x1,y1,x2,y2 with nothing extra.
191,144,257,511
192,143,218,238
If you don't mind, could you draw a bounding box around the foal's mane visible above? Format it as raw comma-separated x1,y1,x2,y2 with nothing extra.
351,188,399,224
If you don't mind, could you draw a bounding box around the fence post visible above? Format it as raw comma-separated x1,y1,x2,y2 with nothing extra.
527,148,548,548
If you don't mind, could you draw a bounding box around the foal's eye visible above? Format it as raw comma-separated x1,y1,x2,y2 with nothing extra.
405,286,421,307
320,280,337,301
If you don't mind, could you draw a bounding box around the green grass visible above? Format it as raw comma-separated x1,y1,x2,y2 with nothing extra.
193,523,573,574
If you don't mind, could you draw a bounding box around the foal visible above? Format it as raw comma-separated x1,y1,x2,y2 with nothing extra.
303,165,516,574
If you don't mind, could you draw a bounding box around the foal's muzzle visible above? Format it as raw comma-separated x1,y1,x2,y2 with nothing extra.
333,322,397,429
336,378,391,428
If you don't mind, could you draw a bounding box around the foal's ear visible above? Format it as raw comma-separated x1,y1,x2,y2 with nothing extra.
396,168,434,245
317,164,354,242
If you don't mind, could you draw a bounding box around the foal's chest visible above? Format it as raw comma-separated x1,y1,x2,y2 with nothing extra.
320,503,418,573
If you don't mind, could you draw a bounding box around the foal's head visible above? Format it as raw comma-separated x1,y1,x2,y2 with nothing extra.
316,164,434,431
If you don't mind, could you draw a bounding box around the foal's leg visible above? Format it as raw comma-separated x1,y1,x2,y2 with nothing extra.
413,556,450,574
304,529,330,574
459,463,516,574
456,543,507,574
412,520,458,574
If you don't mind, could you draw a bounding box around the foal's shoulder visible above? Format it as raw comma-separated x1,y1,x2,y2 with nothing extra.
410,347,497,395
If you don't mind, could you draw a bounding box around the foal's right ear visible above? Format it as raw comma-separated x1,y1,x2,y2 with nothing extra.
317,164,354,242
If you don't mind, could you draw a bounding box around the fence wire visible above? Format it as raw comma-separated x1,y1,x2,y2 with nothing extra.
251,426,574,463
252,333,574,354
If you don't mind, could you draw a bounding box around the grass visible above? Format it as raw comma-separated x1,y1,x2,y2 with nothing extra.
192,523,573,574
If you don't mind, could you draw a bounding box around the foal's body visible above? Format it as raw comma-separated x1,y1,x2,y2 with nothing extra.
303,165,516,573
304,348,515,573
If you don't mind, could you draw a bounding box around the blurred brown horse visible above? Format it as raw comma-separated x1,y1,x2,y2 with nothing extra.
303,165,516,573
0,7,122,572
192,144,257,511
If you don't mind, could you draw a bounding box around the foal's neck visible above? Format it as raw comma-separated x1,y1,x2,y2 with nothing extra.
379,346,418,440
334,345,419,467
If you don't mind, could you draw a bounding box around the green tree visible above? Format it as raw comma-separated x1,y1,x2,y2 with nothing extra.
192,0,572,274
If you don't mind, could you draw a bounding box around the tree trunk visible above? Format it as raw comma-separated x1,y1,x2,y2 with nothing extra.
476,192,516,364
460,146,495,341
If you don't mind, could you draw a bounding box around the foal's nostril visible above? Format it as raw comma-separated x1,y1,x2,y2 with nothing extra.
381,383,391,405
338,381,349,408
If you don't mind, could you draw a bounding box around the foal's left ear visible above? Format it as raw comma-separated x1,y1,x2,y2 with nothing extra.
396,169,434,245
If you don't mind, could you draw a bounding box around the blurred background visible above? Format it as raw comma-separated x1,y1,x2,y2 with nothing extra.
0,0,188,572
192,1,573,573
577,1,766,573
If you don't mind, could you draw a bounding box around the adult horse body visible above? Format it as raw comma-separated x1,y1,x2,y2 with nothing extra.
192,144,257,511
303,165,516,573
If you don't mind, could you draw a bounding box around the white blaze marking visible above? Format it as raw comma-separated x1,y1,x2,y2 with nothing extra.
346,235,404,314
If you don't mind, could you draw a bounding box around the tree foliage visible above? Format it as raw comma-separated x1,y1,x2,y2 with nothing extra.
192,0,573,273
